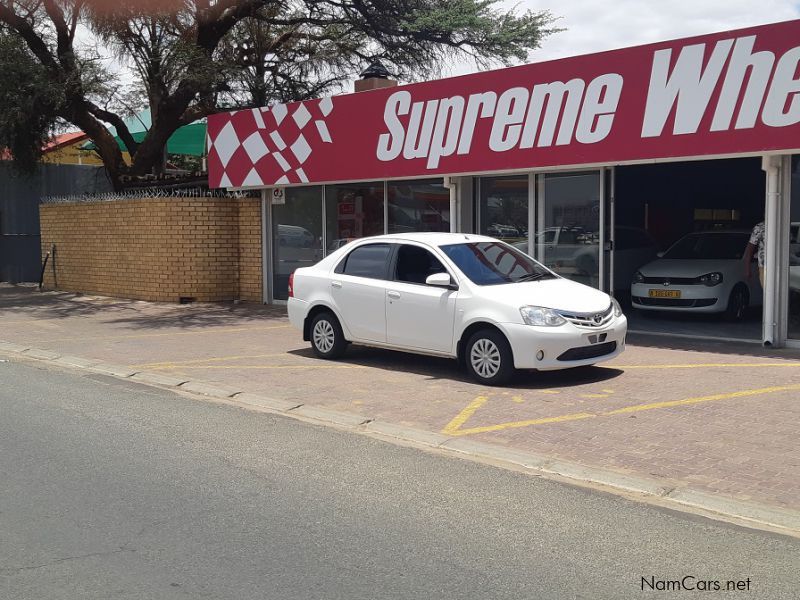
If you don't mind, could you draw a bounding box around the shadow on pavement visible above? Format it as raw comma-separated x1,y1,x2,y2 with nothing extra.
105,304,287,330
288,346,624,389
627,331,800,360
0,283,287,330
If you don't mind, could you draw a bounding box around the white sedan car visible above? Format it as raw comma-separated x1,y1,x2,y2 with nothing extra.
630,231,762,320
288,233,626,385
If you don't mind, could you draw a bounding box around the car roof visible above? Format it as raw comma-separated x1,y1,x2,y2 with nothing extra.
354,232,499,246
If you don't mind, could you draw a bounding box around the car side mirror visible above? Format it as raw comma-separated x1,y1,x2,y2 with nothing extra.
426,272,457,289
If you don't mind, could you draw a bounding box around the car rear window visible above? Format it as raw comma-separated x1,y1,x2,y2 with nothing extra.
339,243,391,279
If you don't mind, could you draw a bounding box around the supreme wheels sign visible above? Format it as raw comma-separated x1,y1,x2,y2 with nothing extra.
208,19,800,189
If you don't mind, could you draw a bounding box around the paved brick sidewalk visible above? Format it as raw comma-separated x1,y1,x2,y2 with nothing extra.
2,283,799,514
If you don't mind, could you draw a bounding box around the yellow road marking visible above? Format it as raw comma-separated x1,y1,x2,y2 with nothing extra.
603,384,800,415
611,362,800,369
580,394,610,399
134,353,288,368
148,364,366,370
41,324,290,343
511,395,524,404
443,383,800,437
537,390,561,395
441,396,489,436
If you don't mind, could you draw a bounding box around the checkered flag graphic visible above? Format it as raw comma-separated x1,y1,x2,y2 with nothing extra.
209,96,334,188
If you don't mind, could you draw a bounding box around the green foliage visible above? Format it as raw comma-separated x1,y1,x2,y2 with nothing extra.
0,33,64,173
0,0,560,188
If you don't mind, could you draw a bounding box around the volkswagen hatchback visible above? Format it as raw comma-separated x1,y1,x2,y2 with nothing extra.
288,233,627,385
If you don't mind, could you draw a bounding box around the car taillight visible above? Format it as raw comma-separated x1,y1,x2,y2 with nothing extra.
288,272,294,298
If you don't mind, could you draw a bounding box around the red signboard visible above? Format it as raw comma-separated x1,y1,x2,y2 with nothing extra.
208,19,800,189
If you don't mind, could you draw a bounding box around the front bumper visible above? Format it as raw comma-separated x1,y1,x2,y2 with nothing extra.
630,283,723,313
499,316,627,370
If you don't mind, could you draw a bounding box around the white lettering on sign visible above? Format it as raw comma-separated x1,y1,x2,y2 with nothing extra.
642,35,800,137
376,73,623,167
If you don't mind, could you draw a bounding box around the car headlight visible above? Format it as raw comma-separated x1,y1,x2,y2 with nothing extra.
633,271,644,283
611,297,623,317
520,306,567,327
699,272,723,287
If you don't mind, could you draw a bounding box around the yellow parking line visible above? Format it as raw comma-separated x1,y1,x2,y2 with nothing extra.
612,362,800,369
603,384,800,415
42,324,290,343
443,383,800,437
441,396,488,435
135,354,288,368
149,364,366,370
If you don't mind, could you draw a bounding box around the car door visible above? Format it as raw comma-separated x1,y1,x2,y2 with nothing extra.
385,243,457,353
331,243,391,342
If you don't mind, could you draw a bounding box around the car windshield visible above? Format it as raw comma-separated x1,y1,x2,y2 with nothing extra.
440,241,554,285
662,232,749,260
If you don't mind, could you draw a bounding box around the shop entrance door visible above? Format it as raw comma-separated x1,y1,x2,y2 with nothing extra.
271,186,323,301
537,171,604,290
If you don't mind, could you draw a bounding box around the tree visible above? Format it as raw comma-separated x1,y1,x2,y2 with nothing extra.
0,31,63,172
0,0,559,190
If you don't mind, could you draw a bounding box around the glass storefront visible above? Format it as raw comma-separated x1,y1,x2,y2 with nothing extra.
272,186,323,301
789,157,800,340
477,176,529,251
325,182,384,253
388,179,450,233
540,172,602,288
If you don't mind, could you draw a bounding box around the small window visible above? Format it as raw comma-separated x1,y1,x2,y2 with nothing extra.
340,243,391,279
394,245,446,284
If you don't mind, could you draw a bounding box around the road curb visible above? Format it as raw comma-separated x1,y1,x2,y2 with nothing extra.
132,371,191,388
364,421,451,447
291,405,372,427
90,362,140,378
232,392,303,413
179,380,241,398
21,348,62,361
0,341,31,353
2,338,799,536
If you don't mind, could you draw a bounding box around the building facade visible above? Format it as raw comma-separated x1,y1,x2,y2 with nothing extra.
201,20,800,347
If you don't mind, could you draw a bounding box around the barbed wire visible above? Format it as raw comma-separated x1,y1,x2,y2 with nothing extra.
41,187,260,204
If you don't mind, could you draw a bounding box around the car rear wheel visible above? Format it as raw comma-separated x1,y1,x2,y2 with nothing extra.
465,329,515,386
310,312,347,359
724,285,749,321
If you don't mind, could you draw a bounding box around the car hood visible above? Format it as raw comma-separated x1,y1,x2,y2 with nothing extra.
475,277,612,313
638,259,741,278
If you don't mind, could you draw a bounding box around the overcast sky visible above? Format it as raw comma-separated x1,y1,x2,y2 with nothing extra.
443,0,800,77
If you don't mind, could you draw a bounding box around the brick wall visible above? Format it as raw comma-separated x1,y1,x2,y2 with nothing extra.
39,197,263,303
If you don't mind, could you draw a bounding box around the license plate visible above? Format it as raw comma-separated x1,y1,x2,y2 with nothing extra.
649,289,681,298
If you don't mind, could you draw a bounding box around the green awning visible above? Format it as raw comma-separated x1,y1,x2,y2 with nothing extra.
81,110,207,157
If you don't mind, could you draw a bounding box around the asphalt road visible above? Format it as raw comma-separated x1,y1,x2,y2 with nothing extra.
1,358,798,600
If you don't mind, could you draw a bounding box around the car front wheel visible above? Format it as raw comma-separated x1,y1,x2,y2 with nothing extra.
310,312,348,359
465,329,515,386
724,285,749,321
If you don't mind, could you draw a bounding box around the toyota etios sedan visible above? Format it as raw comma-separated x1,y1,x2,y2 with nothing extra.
288,233,627,385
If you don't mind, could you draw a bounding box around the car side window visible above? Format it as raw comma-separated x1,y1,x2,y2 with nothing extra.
394,244,447,284
338,243,391,279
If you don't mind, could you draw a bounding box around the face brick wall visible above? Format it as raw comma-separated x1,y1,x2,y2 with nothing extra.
39,197,263,303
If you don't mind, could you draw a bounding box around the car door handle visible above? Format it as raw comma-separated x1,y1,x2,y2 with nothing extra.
331,281,343,289
387,291,401,299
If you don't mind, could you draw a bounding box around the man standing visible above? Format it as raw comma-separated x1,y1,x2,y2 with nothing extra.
744,221,765,287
